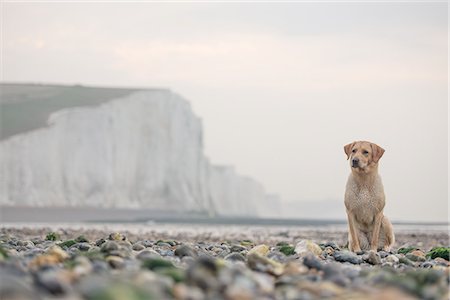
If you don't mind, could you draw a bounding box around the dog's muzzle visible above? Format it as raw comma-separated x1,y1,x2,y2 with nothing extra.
351,158,359,168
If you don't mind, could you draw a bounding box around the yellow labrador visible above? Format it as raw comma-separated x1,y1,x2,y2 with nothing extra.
344,141,395,252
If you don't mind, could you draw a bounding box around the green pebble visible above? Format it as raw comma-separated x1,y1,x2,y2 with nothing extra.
46,232,60,241
142,258,175,270
426,247,450,260
58,239,77,248
279,245,295,256
75,235,89,243
397,246,419,255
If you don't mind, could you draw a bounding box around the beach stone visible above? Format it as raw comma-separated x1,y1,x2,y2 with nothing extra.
101,241,119,253
73,256,93,277
406,250,426,262
173,283,205,300
0,272,36,299
95,238,106,246
378,251,390,258
420,261,435,268
230,245,247,253
72,242,91,252
399,256,415,266
132,243,145,251
248,244,269,256
333,250,363,264
303,254,323,270
159,249,175,257
137,249,161,260
186,257,219,291
385,255,400,264
175,244,198,258
108,232,126,241
294,240,322,257
247,253,284,276
157,240,177,246
34,269,71,295
321,242,341,250
225,252,246,262
364,251,382,265
106,255,125,269
434,257,450,266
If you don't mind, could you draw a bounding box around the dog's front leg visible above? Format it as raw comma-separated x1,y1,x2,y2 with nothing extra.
370,212,383,251
347,211,361,252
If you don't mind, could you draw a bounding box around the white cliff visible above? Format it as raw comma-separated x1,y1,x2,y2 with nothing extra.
0,89,280,216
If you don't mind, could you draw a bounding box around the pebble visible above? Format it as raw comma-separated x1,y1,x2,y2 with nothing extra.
225,252,246,262
248,244,269,256
333,250,363,264
175,244,198,258
385,255,400,264
294,240,323,257
132,243,146,251
406,250,426,262
364,251,382,265
106,255,125,269
0,227,448,300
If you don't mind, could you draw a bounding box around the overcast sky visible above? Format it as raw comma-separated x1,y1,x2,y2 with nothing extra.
2,2,448,222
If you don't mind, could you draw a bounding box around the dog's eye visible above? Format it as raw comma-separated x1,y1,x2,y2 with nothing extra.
352,149,356,153
363,150,369,155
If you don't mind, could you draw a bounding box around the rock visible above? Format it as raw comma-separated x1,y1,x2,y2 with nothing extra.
186,257,219,291
101,241,119,253
385,255,400,264
132,243,146,251
225,252,246,262
0,272,36,299
106,256,125,269
399,256,415,266
294,240,322,257
406,250,426,262
108,232,126,241
72,242,91,252
142,257,175,270
320,242,341,250
303,254,323,270
157,240,176,246
364,251,382,265
34,269,71,295
47,246,70,261
172,283,205,300
75,235,89,243
333,250,363,264
230,244,247,253
378,251,390,258
247,253,284,276
29,246,69,268
278,245,295,256
137,250,161,260
175,244,198,258
73,256,93,277
248,244,270,256
95,238,106,246
58,240,77,249
434,257,450,266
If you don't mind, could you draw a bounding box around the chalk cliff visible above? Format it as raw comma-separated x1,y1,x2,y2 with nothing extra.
0,88,280,216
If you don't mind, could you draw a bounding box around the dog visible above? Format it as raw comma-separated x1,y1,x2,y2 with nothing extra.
344,141,395,252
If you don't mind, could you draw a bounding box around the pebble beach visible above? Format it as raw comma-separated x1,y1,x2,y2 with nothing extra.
0,223,449,300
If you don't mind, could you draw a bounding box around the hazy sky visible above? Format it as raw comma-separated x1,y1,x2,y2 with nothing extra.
2,2,448,222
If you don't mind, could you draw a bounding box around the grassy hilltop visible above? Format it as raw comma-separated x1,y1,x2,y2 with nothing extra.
0,83,140,140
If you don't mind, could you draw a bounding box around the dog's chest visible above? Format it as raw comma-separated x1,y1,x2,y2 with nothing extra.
346,179,384,225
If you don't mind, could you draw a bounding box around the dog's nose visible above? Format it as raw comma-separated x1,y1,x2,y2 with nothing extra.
352,158,359,167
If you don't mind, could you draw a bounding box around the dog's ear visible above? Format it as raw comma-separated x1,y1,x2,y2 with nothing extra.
370,143,385,163
344,142,355,160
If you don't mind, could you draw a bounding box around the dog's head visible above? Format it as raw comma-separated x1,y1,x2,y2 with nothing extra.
344,141,384,173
